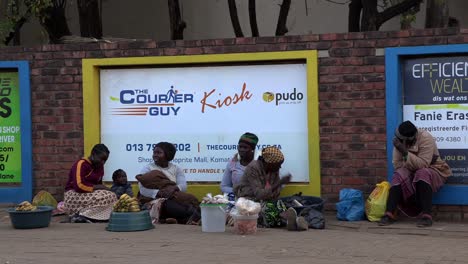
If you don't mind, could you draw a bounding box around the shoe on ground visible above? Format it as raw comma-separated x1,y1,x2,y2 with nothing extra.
165,218,178,224
378,215,396,226
417,216,432,227
185,209,201,225
286,207,298,231
70,214,92,223
296,216,309,231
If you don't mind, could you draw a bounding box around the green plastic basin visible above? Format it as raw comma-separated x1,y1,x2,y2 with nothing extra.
6,206,53,229
106,210,154,232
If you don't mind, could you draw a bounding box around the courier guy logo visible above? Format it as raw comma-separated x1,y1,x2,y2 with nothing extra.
110,85,194,116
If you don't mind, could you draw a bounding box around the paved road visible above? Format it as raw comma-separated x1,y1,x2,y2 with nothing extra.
1,216,468,264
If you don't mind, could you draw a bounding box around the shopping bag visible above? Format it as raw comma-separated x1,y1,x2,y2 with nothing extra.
336,188,365,221
32,190,58,208
365,181,390,222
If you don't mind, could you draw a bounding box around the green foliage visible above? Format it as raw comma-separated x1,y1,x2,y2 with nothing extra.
0,0,54,45
381,0,417,28
401,11,417,25
0,20,14,46
24,0,54,23
0,0,19,45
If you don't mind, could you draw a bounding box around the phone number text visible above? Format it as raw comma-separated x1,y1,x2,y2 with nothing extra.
125,143,191,152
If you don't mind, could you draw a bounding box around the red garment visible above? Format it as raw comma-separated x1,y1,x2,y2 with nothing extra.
392,167,445,217
65,158,104,193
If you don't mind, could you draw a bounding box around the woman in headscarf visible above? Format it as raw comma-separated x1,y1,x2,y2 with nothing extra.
234,146,308,231
137,142,200,225
234,146,289,201
64,143,118,221
379,121,451,227
220,132,259,195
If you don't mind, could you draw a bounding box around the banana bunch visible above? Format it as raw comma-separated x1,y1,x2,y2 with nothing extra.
15,201,37,211
113,193,140,212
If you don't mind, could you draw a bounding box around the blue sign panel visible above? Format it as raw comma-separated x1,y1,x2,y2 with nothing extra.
386,44,468,205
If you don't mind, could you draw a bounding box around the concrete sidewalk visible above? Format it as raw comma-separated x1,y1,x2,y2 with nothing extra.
3,205,468,239
1,207,468,264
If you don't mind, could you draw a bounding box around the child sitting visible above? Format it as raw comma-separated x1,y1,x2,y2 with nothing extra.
110,169,134,198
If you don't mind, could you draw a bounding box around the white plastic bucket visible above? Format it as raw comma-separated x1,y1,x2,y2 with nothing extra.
200,204,227,232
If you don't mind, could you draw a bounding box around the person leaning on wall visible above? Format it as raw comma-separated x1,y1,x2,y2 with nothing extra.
220,132,259,195
379,121,452,227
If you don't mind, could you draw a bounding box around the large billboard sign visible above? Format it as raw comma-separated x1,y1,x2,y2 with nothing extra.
386,44,468,205
100,64,309,182
83,51,320,197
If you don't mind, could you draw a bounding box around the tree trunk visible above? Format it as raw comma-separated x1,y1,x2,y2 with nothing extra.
227,0,243,37
425,0,449,28
168,0,186,40
448,16,460,28
275,0,291,36
41,2,72,44
77,0,102,38
348,0,362,32
248,0,259,37
360,0,379,31
11,0,21,45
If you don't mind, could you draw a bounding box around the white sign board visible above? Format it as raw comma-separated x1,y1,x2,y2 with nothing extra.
100,64,309,182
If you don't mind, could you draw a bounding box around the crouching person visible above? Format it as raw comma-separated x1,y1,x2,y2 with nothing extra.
379,121,451,227
234,146,308,231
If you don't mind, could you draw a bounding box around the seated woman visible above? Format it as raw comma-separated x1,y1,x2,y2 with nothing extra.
234,146,308,231
137,142,200,224
220,132,259,195
63,144,117,221
379,121,451,227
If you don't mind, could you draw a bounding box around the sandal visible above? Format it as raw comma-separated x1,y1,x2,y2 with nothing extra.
378,215,396,226
417,215,432,227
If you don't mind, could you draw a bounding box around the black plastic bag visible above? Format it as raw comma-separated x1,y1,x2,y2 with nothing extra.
299,207,325,229
279,193,325,214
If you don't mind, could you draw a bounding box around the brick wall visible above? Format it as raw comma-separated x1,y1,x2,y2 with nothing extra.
1,28,468,213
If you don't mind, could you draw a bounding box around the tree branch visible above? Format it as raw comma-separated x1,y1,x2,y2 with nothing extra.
275,0,291,36
3,15,28,46
377,0,422,27
227,0,243,37
248,0,259,37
